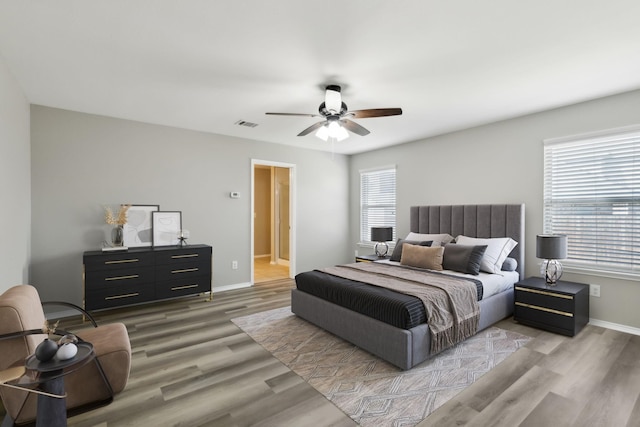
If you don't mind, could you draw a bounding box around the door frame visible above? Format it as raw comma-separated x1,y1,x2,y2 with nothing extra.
250,159,296,284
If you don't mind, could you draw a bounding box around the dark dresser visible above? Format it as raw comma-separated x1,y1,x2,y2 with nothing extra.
514,276,589,336
83,244,212,311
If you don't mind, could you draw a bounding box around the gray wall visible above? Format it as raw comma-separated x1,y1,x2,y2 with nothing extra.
350,89,640,330
31,106,350,305
0,54,30,293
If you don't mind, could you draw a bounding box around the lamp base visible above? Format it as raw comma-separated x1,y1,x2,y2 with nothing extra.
541,259,563,285
374,242,389,257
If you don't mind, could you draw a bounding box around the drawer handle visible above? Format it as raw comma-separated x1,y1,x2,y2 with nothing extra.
515,302,573,317
105,274,139,281
105,292,139,300
171,284,199,291
105,259,139,265
171,254,199,259
171,268,199,274
515,286,574,300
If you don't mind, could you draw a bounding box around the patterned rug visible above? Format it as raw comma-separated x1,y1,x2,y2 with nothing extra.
232,307,530,427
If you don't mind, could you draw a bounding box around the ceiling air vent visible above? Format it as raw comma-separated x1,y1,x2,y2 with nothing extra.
235,120,258,128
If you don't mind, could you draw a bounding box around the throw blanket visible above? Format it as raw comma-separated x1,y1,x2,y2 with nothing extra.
319,262,480,354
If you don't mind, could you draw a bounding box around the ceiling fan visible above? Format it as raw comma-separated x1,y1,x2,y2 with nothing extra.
266,85,402,141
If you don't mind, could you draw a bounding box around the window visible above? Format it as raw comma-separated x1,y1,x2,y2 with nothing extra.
543,125,640,275
360,166,396,243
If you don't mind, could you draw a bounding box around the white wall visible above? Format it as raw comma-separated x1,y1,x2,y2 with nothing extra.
350,89,640,330
30,106,350,305
0,54,30,292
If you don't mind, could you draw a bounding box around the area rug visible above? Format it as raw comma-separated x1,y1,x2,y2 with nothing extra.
232,307,530,427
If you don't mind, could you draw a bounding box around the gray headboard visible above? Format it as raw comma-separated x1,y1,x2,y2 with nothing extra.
410,204,525,279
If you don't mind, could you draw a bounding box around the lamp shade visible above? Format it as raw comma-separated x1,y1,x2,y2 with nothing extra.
371,227,393,242
536,234,567,259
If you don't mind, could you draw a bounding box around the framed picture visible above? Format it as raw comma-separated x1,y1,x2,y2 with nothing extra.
152,211,182,246
123,205,159,247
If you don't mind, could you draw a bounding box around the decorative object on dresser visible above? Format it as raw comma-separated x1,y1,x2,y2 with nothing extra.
152,211,182,246
371,226,393,257
514,276,589,336
536,234,567,285
83,244,212,311
103,204,131,250
123,204,159,247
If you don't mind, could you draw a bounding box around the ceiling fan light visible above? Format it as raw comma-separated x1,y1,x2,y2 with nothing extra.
334,124,349,141
315,125,329,141
325,86,342,113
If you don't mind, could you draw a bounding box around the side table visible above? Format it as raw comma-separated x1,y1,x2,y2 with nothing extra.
514,277,590,336
355,254,390,263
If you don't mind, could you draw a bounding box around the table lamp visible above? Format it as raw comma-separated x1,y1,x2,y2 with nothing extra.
536,234,567,285
371,226,393,257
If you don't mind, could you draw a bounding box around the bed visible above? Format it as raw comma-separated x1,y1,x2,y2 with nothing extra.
291,204,525,370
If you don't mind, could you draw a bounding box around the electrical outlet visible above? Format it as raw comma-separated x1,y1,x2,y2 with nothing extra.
232,260,238,270
590,284,601,297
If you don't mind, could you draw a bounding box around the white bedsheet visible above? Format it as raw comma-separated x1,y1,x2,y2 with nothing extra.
375,260,518,299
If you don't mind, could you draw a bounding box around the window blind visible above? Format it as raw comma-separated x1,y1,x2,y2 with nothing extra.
543,127,640,274
360,166,396,243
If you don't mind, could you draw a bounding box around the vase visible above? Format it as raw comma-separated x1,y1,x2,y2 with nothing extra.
111,225,124,247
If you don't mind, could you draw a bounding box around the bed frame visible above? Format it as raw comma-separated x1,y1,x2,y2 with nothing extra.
291,204,525,370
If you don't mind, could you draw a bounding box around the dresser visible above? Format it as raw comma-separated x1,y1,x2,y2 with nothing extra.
514,276,589,336
83,244,212,311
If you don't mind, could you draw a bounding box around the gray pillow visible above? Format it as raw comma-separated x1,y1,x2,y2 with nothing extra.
390,239,432,262
501,257,518,272
442,243,487,275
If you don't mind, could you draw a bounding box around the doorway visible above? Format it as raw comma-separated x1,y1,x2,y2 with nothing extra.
251,160,295,284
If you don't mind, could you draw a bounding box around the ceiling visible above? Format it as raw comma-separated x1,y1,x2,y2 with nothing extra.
1,1,640,155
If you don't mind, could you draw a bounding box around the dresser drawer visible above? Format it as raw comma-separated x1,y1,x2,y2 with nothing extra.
155,247,212,266
155,260,211,281
514,286,575,314
85,266,155,289
155,276,210,300
84,252,154,271
85,283,155,310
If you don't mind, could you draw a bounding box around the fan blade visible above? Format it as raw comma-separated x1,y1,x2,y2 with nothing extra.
325,85,342,113
349,108,403,119
266,112,320,118
297,121,327,136
341,119,370,136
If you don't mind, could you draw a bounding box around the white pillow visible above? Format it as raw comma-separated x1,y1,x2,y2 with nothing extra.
455,235,518,274
406,232,454,247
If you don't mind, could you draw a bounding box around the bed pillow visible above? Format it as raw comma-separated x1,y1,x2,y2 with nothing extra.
442,243,487,275
400,244,444,270
390,239,432,262
501,257,518,272
405,232,454,247
455,235,518,274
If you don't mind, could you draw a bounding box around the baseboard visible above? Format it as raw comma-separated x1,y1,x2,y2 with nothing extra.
214,282,253,293
590,318,640,336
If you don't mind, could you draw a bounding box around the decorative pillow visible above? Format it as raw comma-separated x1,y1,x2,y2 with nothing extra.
400,244,444,270
405,232,454,247
455,235,518,274
501,257,518,272
442,244,487,275
390,239,432,262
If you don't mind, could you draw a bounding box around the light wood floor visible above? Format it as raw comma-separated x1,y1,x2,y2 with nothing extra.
254,257,289,283
3,280,639,426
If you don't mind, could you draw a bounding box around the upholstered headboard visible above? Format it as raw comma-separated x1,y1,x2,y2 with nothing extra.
410,204,525,279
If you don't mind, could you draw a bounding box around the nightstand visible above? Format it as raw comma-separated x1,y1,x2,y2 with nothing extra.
514,277,589,336
355,254,390,262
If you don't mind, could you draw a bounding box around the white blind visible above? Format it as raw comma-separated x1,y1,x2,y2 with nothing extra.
543,127,640,274
360,166,396,242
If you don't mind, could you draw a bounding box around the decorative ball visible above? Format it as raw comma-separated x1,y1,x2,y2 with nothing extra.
58,334,78,345
55,343,78,360
35,338,59,362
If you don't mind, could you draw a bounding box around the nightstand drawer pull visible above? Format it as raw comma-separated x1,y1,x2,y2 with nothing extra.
105,274,139,281
515,302,573,317
171,254,199,259
105,258,139,265
105,292,139,300
171,284,198,291
171,268,199,274
515,286,574,300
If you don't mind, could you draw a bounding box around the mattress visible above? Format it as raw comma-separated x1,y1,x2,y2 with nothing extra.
295,263,516,330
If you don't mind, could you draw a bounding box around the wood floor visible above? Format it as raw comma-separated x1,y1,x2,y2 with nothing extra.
253,257,290,283
2,279,639,426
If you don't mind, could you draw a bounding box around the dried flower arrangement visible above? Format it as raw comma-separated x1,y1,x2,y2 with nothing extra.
104,204,131,226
